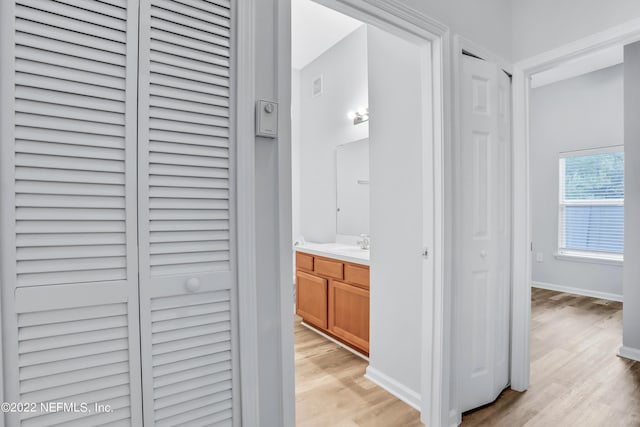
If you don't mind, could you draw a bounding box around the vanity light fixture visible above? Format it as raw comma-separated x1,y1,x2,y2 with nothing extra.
347,107,369,125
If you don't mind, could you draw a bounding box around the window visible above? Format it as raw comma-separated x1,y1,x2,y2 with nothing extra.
558,147,624,261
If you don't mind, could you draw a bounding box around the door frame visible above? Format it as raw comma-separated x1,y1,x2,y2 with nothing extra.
282,0,451,425
510,17,640,391
237,1,297,425
235,0,266,426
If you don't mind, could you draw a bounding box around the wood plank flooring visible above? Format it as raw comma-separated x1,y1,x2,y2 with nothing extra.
294,322,422,427
462,288,640,426
295,288,639,426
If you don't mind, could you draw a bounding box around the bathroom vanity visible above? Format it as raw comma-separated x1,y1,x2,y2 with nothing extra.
295,243,370,356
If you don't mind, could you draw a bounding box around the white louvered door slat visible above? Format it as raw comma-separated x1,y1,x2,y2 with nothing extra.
138,0,239,425
1,1,143,426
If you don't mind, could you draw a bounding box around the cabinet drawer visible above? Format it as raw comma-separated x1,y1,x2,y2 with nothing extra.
314,257,344,280
296,252,314,271
344,263,369,288
296,271,328,329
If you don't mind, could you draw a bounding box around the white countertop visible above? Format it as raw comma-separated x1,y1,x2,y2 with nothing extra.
294,242,370,266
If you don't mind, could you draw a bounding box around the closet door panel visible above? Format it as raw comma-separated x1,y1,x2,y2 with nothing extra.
1,1,142,425
138,0,238,425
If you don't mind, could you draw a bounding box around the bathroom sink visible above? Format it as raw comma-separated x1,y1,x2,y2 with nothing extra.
333,246,368,253
317,243,367,252
295,241,370,264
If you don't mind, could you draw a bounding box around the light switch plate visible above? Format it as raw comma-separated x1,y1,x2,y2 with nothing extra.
256,100,278,138
536,252,544,263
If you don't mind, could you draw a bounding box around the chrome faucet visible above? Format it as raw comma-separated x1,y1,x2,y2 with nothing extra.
358,234,370,250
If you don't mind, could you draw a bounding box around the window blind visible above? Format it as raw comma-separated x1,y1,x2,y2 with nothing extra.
558,149,624,257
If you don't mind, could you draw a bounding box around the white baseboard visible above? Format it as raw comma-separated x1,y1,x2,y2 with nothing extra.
618,346,640,362
364,366,421,411
450,409,462,427
532,281,623,302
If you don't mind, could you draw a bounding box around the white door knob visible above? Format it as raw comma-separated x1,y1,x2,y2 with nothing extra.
480,250,487,258
185,277,201,292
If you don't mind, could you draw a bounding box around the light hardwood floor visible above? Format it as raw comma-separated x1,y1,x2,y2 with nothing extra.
295,288,640,426
294,321,422,427
463,288,639,426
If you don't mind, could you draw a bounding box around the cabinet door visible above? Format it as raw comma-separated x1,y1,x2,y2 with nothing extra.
328,281,369,353
296,271,328,329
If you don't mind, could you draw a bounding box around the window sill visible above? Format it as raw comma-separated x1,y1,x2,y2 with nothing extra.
554,252,623,266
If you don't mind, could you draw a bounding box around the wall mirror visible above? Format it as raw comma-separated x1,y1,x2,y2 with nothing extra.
336,139,370,236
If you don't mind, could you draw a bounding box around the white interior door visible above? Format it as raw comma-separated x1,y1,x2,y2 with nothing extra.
456,54,512,412
137,0,239,425
1,0,143,425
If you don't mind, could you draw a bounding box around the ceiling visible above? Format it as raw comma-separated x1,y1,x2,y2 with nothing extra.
531,45,624,88
291,0,364,70
291,1,623,84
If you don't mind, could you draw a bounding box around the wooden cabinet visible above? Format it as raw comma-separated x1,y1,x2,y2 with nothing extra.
296,252,314,271
296,271,328,329
344,263,369,288
295,251,369,355
329,280,370,353
314,257,344,279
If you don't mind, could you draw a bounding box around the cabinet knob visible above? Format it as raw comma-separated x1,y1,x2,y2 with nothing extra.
185,277,201,292
480,250,487,258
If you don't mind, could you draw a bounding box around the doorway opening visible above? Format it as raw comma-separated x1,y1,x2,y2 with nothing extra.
287,0,446,425
512,24,640,424
525,45,629,423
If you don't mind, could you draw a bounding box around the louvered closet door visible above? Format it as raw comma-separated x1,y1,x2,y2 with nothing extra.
1,1,143,426
137,1,238,425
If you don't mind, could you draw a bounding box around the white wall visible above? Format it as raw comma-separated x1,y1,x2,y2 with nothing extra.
298,26,369,242
367,25,427,402
530,65,624,298
512,0,640,61
291,0,364,69
292,68,302,244
623,42,640,356
399,0,512,61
